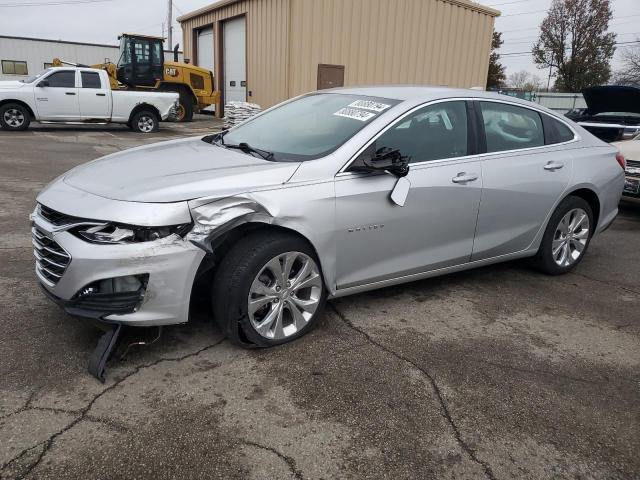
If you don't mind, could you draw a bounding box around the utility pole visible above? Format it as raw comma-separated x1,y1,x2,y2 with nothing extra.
166,0,173,48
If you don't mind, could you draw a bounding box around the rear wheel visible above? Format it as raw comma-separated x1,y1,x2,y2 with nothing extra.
532,196,593,275
212,231,326,347
130,110,159,133
0,103,30,131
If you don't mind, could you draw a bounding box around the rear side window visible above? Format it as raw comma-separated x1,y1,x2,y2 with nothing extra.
81,72,102,89
554,120,575,143
480,102,544,153
46,71,76,88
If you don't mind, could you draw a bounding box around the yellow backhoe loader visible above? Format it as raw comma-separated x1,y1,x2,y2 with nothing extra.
53,33,219,121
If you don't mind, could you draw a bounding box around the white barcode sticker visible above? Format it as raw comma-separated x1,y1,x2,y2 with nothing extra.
334,107,377,122
348,100,391,113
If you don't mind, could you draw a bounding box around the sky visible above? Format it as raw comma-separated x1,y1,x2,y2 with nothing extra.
0,0,638,82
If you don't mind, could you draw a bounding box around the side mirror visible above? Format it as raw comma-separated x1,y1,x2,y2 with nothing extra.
37,80,49,87
352,147,410,178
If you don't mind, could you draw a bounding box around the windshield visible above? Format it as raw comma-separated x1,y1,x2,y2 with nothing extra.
223,93,401,161
20,68,52,84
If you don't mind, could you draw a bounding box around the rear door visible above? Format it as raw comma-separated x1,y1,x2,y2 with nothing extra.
471,100,574,261
34,70,80,120
78,71,110,120
335,100,483,289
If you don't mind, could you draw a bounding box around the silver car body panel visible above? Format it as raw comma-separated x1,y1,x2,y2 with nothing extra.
33,86,624,326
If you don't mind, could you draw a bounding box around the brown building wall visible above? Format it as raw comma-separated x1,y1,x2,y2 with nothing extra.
179,0,498,111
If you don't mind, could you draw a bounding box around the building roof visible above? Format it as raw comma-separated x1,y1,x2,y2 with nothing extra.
0,35,183,54
177,0,500,22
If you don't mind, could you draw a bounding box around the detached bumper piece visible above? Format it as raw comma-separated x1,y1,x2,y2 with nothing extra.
40,274,149,382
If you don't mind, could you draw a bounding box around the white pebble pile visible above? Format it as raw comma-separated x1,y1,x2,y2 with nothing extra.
223,101,262,129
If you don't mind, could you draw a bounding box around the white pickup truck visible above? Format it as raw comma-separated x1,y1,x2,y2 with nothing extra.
0,67,179,133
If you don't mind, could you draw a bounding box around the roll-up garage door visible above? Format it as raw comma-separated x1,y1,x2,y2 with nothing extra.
197,26,215,112
223,16,246,103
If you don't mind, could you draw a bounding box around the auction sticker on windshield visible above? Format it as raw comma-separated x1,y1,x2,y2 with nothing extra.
348,100,391,113
334,107,377,122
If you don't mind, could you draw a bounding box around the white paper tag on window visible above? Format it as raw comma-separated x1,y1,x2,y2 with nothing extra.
334,107,377,122
348,100,391,113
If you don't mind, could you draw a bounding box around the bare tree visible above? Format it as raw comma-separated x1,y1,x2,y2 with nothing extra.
533,0,616,92
508,70,545,91
487,30,506,89
614,40,640,86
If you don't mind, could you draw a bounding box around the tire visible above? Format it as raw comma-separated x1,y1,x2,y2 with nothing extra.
130,110,159,133
176,91,194,122
212,231,327,348
532,196,594,275
0,103,30,131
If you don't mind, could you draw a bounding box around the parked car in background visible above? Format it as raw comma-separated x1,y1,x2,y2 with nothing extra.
0,67,178,133
568,85,640,142
613,133,640,199
32,87,624,356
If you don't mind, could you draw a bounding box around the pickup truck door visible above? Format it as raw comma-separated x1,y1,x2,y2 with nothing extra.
34,70,80,120
78,71,111,120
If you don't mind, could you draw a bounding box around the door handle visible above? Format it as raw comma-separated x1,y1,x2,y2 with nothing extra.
65,92,76,96
452,172,479,184
96,93,106,97
544,162,564,171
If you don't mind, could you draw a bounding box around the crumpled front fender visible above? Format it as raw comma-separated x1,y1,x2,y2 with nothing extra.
186,195,275,253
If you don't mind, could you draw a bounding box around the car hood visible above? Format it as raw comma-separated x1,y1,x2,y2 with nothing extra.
0,80,26,89
582,86,640,116
63,136,301,203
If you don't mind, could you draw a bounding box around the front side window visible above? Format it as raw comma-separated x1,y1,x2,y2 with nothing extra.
222,94,401,162
481,102,544,153
369,101,469,164
2,60,28,75
81,72,102,89
45,71,76,88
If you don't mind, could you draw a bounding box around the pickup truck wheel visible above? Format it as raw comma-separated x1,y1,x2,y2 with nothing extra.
0,103,30,131
130,110,159,133
212,231,326,348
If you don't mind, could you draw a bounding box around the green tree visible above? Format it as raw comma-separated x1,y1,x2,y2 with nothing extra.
533,0,616,92
487,30,506,89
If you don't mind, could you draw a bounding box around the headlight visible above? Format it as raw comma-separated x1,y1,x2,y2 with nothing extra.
74,223,192,244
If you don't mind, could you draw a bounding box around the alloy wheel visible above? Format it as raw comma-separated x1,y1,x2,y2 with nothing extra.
3,108,25,128
552,208,590,267
247,251,323,340
137,115,155,133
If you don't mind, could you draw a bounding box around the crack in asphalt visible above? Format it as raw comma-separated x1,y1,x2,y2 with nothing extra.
478,360,599,385
329,302,497,480
1,338,225,480
0,390,38,421
570,271,640,296
241,441,304,480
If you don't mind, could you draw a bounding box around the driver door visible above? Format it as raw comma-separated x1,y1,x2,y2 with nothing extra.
334,100,483,290
34,70,80,120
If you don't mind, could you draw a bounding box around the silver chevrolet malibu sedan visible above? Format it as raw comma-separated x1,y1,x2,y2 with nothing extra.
33,86,625,350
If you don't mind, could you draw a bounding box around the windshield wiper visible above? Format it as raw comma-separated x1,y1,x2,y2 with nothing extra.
225,142,275,161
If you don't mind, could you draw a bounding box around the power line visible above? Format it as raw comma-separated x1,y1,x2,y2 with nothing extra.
500,40,640,57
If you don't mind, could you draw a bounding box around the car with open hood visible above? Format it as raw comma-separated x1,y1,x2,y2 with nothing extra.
31,86,625,380
567,85,640,142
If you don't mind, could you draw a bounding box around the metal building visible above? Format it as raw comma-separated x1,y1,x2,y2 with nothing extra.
0,36,183,81
178,0,500,115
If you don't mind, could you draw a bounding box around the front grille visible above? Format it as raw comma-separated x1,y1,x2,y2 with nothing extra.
32,227,71,286
38,204,90,227
626,159,640,173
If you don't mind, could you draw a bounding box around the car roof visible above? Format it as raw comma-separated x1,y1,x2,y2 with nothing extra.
327,85,541,108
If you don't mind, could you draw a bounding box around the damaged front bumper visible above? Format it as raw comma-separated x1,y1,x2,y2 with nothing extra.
32,213,206,326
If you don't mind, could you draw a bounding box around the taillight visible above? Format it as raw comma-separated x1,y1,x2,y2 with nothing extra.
616,153,626,170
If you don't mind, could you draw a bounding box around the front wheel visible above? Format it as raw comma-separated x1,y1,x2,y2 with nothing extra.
0,103,30,131
532,196,594,275
212,231,326,347
130,110,159,133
